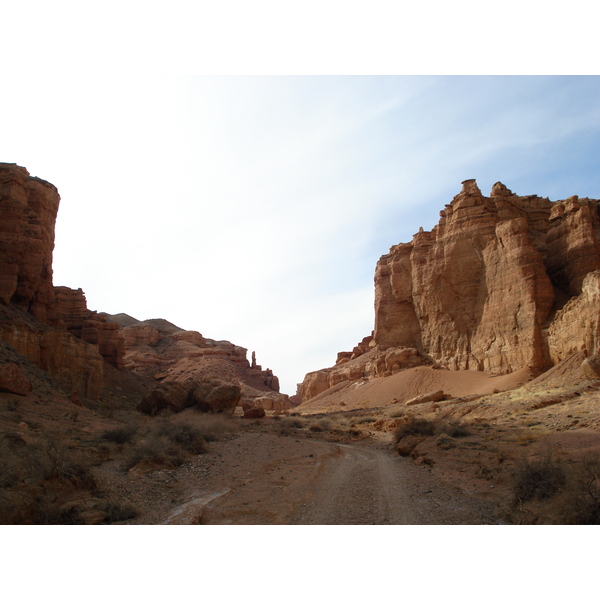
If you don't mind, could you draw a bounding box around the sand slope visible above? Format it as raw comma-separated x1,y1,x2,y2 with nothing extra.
298,365,532,413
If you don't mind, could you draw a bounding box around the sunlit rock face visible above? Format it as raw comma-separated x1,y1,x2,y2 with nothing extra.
300,180,600,402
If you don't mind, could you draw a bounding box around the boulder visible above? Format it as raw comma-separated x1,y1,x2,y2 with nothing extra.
137,380,196,415
582,355,600,379
405,390,446,406
194,383,241,415
243,407,266,419
0,363,32,395
395,434,428,457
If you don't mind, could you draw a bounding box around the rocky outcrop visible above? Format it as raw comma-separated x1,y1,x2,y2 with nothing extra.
300,180,600,403
0,304,104,400
137,378,241,415
54,287,125,368
547,270,600,363
0,163,60,324
0,363,32,396
300,345,426,401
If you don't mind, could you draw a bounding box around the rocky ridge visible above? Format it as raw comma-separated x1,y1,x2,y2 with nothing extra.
300,180,600,402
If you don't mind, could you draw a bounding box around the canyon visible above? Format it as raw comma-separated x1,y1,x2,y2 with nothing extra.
2,162,600,526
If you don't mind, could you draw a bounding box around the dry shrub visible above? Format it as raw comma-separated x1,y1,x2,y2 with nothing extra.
393,415,436,443
350,416,377,425
435,418,471,438
307,417,335,432
186,413,239,442
124,421,205,471
96,497,139,523
386,407,406,419
509,452,600,524
559,454,600,525
279,417,306,429
4,398,21,412
0,431,99,524
155,421,207,454
100,424,139,445
512,455,566,502
123,436,188,471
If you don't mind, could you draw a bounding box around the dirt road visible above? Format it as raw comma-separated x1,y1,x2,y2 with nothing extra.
155,431,501,525
291,442,500,524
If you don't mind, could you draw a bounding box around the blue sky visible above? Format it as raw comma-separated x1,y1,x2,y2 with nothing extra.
2,5,600,394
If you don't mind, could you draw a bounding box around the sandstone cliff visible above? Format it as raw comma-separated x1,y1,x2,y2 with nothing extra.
102,313,291,411
0,163,287,410
300,180,600,402
0,163,60,323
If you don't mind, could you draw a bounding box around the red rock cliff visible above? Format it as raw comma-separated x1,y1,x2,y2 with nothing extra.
300,180,600,402
0,163,60,323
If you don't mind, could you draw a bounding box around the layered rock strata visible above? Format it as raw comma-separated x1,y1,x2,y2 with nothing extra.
54,286,125,369
0,304,104,400
0,163,60,323
102,314,291,412
300,180,600,402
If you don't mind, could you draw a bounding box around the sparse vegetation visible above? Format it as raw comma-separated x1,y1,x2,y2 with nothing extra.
512,455,566,502
435,418,471,438
100,424,139,444
560,453,600,524
96,497,140,523
4,397,21,412
393,415,436,443
386,407,405,419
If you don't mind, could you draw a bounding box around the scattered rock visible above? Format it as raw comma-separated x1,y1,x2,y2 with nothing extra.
405,390,446,406
243,407,266,419
395,434,428,457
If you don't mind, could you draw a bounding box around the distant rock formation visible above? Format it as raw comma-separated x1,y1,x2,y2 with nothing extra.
102,313,288,411
300,180,600,402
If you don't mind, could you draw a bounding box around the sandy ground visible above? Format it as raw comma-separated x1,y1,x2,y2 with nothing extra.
299,365,532,413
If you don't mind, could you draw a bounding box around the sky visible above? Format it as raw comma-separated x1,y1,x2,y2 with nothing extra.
2,3,600,395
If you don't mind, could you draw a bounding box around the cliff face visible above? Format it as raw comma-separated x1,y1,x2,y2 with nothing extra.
0,163,60,323
0,164,105,400
300,180,600,402
54,286,125,369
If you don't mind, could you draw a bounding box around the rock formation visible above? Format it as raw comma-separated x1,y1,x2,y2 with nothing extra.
300,180,600,402
0,363,32,396
0,163,286,409
104,313,290,412
0,163,60,323
54,286,125,369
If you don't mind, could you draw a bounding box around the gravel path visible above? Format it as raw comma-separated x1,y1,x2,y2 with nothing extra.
290,441,501,525
155,431,503,525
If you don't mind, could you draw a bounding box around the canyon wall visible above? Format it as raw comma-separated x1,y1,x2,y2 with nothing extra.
0,163,60,323
300,180,600,402
0,163,286,407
